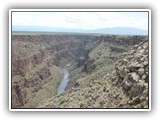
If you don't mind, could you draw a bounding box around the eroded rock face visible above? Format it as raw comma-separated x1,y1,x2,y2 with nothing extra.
24,67,51,88
82,58,96,74
114,41,149,107
12,50,48,76
12,67,52,108
12,85,27,108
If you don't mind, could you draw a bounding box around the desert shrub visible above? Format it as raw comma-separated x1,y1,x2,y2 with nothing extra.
59,97,66,104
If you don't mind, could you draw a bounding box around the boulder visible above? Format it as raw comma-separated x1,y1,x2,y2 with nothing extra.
138,68,145,76
130,72,140,82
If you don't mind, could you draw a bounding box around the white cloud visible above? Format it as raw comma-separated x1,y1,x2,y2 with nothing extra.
12,11,148,30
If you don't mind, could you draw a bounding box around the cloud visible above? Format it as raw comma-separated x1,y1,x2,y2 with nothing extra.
12,11,148,30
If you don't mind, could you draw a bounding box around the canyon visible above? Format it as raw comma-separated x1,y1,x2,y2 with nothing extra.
11,32,148,108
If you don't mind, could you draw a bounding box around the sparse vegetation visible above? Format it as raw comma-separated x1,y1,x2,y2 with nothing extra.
59,97,66,104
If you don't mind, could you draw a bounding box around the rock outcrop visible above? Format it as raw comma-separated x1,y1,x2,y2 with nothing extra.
112,40,149,108
12,84,27,108
12,49,48,76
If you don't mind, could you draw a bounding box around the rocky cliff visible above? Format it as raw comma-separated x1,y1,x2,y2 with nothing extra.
111,40,149,108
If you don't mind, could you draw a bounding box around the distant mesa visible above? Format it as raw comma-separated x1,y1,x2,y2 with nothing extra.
12,26,148,35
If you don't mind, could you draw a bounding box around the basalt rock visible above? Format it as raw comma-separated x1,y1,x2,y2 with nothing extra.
12,84,27,108
82,58,96,74
114,40,149,107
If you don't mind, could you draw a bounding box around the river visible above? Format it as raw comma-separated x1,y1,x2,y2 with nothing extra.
58,68,69,94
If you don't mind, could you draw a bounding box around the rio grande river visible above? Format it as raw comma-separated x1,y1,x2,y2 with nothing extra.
58,68,69,94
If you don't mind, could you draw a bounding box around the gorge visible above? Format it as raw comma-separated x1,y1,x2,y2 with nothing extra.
11,32,148,108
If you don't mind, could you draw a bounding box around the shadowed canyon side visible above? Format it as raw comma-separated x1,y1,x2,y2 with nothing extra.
11,33,148,108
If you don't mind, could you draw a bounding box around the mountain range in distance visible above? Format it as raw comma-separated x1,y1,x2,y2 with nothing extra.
12,26,148,35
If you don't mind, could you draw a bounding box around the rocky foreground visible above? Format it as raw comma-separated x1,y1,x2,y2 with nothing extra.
38,40,149,108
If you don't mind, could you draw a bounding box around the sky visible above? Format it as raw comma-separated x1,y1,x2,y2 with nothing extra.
12,11,148,30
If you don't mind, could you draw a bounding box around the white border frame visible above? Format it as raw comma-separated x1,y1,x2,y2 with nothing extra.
9,9,151,111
